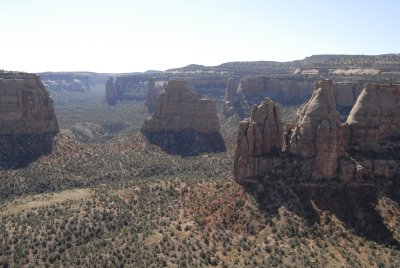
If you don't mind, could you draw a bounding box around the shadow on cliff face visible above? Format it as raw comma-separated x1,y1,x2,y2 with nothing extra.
243,178,400,248
142,129,226,156
0,133,56,169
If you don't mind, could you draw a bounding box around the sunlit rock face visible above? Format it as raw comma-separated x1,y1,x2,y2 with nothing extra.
141,80,225,155
222,76,364,120
234,79,400,183
283,79,348,179
234,97,283,182
346,83,400,150
0,73,59,168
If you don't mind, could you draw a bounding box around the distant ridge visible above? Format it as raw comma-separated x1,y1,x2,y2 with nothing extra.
167,54,400,73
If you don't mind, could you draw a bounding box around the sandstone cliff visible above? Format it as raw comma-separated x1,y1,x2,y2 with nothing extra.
233,79,400,183
222,76,316,119
0,73,59,168
283,79,348,178
144,78,162,113
222,78,247,117
346,83,400,150
141,80,225,155
334,82,364,119
108,74,228,106
234,97,283,181
238,76,315,105
223,76,364,120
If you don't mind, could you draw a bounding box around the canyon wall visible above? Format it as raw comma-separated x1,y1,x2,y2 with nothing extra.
0,73,59,168
223,76,364,119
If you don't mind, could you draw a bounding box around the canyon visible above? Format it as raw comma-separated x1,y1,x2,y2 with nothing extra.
2,55,400,267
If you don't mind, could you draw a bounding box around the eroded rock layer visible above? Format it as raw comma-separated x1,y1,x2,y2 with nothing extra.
346,83,400,149
234,97,283,182
141,80,225,155
283,79,348,178
234,79,400,183
0,73,59,168
223,76,365,120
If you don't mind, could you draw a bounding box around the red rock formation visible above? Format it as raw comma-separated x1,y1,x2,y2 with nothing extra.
234,97,283,181
141,80,225,155
238,76,315,105
0,73,59,168
346,83,400,150
284,80,348,154
223,76,365,120
234,79,400,183
281,79,348,178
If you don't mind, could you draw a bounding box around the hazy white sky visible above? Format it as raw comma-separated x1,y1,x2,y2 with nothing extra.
1,0,399,73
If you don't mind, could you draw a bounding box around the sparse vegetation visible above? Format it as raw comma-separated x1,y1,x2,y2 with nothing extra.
1,100,400,267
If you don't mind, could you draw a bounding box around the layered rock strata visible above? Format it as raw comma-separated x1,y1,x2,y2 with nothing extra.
346,83,400,150
141,80,225,155
234,97,283,181
283,79,349,178
234,79,400,183
0,73,59,168
334,82,364,119
223,76,364,120
238,76,315,108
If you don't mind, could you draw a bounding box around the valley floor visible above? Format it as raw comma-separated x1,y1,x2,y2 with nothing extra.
1,100,400,267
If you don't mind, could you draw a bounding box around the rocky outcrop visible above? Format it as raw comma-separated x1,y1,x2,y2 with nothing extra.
144,78,162,113
223,76,316,118
0,73,59,168
283,79,349,178
238,76,315,105
334,82,364,119
234,97,283,181
233,79,400,183
39,72,90,92
222,78,247,117
114,76,149,102
105,77,118,106
223,76,365,120
141,80,225,155
346,83,400,150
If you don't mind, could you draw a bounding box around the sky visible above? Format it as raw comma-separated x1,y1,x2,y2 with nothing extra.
0,0,399,73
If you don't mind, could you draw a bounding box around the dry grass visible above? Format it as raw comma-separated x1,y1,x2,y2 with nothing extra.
0,188,92,216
